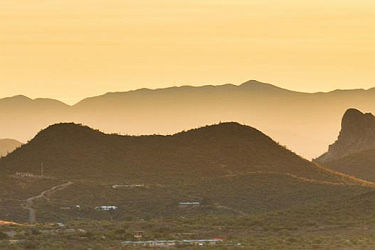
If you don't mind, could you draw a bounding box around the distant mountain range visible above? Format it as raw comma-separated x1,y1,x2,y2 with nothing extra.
2,80,375,159
317,109,375,181
0,139,22,157
1,122,370,222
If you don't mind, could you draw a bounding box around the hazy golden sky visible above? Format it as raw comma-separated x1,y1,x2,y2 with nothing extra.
1,0,374,104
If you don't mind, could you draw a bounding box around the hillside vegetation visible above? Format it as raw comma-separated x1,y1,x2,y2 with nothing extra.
0,122,353,183
0,122,372,223
2,122,375,249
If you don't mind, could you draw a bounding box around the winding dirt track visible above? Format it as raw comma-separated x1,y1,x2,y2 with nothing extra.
24,181,73,224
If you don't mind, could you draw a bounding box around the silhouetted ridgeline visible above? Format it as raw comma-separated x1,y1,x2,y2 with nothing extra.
1,122,331,182
2,80,375,159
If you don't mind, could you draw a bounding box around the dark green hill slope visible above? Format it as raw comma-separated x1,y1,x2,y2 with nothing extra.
1,122,340,183
1,122,372,223
320,149,375,182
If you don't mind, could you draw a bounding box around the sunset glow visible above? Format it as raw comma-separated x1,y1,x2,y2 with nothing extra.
1,0,374,104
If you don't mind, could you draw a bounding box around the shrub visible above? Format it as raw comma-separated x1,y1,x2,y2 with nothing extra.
0,231,8,240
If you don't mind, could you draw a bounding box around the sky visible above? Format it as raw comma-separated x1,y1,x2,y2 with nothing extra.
1,0,374,104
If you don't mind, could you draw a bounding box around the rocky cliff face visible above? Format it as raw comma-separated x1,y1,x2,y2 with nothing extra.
317,109,375,162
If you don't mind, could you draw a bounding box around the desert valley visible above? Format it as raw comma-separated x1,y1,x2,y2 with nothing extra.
1,0,374,248
2,83,375,249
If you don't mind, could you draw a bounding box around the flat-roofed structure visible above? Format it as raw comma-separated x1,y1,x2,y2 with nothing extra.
122,238,224,247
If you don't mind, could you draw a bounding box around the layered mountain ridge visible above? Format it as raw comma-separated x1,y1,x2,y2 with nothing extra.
2,80,375,159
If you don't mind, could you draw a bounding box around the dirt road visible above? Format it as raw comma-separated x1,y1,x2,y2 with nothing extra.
24,181,73,224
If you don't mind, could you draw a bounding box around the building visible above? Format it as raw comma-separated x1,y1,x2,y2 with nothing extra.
122,238,224,248
95,206,118,211
178,201,200,208
122,240,176,248
112,184,145,189
134,231,144,239
15,172,35,178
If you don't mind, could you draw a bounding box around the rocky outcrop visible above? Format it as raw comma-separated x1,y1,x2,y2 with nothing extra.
317,108,375,162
